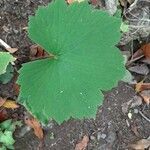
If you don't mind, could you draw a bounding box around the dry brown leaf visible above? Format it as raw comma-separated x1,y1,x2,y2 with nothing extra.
13,83,20,96
135,81,144,92
140,83,150,91
141,43,150,59
0,97,6,107
30,44,50,60
6,48,18,53
30,45,45,58
140,94,150,105
25,117,43,140
140,90,150,105
3,100,19,109
0,109,8,122
130,139,150,150
75,135,89,150
135,81,150,92
139,83,150,91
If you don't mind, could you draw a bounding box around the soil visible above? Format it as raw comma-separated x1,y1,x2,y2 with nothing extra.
0,0,150,150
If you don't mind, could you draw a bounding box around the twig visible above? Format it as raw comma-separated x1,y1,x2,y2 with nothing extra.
139,110,150,123
0,38,11,49
0,38,18,53
126,55,144,66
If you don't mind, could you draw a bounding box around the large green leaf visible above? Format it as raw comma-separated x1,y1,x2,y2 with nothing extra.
18,0,126,124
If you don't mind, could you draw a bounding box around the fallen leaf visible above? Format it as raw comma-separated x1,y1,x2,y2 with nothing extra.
139,83,150,91
141,95,150,105
75,135,89,150
0,109,8,123
135,80,144,93
13,83,20,96
140,90,150,105
130,139,150,150
0,97,6,107
3,100,19,109
128,64,149,75
25,117,43,140
135,81,150,92
141,43,150,59
30,45,49,60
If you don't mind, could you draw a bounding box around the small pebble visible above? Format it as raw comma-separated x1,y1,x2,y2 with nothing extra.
134,109,138,114
128,112,132,119
90,135,95,140
13,29,19,34
97,132,106,140
101,133,107,139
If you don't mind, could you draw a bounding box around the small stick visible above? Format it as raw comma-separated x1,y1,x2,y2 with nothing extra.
0,38,18,53
139,110,150,123
0,38,11,49
126,55,144,66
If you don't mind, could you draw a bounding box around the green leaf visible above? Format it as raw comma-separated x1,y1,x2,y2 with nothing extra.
8,121,22,132
0,145,7,150
0,52,15,75
120,22,129,32
0,120,12,130
18,0,126,124
0,131,15,146
6,145,14,150
0,64,14,84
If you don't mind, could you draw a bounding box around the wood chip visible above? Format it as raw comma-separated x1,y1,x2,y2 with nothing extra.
75,135,89,150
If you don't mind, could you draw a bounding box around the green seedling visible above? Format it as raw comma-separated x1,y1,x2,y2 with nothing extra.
0,119,22,150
